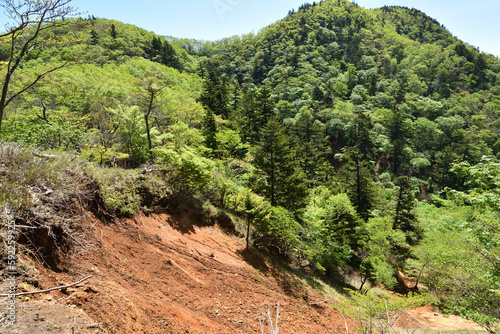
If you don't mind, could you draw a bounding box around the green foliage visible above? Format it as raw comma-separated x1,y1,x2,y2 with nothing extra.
215,129,249,159
202,107,218,152
254,118,307,210
394,176,422,246
92,167,142,217
114,105,150,165
302,186,364,270
198,69,231,119
256,205,303,250
153,146,215,193
411,161,500,331
362,217,407,289
448,156,500,210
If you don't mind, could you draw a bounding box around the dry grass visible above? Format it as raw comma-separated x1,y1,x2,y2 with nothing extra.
0,143,101,271
0,143,94,214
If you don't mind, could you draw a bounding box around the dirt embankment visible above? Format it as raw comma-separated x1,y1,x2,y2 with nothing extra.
2,211,358,333
1,209,483,333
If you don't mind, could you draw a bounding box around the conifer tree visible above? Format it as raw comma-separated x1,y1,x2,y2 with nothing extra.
292,107,330,186
255,85,275,127
198,69,231,119
110,24,117,39
90,29,99,45
239,89,260,144
161,40,182,71
344,112,376,222
202,107,218,152
393,176,421,246
239,86,276,145
389,107,412,176
151,36,163,56
255,118,307,210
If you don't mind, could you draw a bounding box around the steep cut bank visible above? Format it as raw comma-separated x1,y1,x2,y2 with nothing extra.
2,210,358,333
1,205,484,333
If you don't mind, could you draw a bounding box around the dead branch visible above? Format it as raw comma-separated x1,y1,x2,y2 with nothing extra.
32,152,59,158
13,224,38,229
141,168,171,174
309,298,332,305
0,275,93,297
324,325,334,334
340,311,350,334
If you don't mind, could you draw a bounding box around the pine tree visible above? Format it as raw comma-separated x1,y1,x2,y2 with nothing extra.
239,86,276,145
255,118,307,210
393,176,421,246
110,24,117,39
255,86,275,127
161,40,182,71
198,69,231,119
151,36,163,56
239,89,260,145
343,159,375,223
90,29,99,45
202,107,218,152
344,112,376,222
292,107,330,186
389,107,412,176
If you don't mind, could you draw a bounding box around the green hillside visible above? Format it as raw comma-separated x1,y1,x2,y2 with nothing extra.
1,0,499,330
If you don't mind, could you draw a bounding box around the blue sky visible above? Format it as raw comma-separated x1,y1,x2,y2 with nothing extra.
70,0,500,57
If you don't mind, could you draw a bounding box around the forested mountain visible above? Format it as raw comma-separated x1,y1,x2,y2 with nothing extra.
1,0,499,330
194,1,499,187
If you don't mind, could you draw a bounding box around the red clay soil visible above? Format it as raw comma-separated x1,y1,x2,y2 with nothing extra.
3,210,483,333
7,211,358,333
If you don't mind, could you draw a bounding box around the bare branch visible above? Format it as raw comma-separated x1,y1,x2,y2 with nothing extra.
32,152,58,158
309,298,332,305
5,61,73,107
36,101,50,123
0,275,93,297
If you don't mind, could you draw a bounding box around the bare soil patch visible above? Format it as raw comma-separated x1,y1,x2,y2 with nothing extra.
2,210,483,333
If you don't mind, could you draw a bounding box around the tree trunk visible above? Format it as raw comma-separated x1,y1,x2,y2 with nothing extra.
0,104,4,134
246,218,251,250
394,182,403,229
145,90,155,158
270,146,276,206
359,275,368,291
0,70,13,133
145,112,152,157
